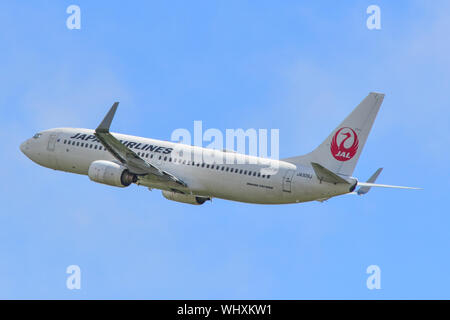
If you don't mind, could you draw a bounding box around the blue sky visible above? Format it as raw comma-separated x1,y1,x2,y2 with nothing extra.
1,0,449,299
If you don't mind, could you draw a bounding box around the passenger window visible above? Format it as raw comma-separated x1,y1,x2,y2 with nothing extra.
201,163,205,167
159,156,162,160
77,142,80,146
239,170,243,174
164,156,167,161
253,172,256,176
63,140,67,144
211,165,214,169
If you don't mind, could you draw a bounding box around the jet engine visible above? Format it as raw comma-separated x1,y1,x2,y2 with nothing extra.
88,160,137,187
162,190,210,205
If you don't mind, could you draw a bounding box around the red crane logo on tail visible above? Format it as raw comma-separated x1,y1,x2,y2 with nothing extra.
330,127,359,161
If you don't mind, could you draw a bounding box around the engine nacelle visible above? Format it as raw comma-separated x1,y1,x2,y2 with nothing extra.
88,160,137,187
162,191,210,205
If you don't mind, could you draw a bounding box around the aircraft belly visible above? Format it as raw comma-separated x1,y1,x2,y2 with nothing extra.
159,164,283,204
202,175,284,204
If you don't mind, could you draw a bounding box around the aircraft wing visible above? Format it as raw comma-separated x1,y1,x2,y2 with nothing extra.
95,102,187,188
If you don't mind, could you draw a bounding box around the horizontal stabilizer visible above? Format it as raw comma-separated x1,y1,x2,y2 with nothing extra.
311,162,350,184
357,168,383,195
357,182,421,190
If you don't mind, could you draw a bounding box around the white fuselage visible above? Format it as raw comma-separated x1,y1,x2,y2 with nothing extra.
20,128,355,204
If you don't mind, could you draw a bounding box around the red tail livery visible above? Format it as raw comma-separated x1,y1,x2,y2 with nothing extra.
330,127,359,161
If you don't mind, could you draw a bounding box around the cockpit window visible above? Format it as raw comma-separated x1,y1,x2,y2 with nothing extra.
33,133,42,139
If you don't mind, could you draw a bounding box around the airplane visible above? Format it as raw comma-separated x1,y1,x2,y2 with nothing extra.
20,92,420,205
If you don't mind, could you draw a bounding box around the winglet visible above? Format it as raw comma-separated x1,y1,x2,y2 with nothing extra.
357,168,383,195
96,102,119,133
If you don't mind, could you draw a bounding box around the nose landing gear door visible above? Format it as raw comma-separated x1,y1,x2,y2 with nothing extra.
282,169,295,193
47,134,58,151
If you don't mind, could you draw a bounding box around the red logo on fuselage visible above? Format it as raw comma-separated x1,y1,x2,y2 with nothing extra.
330,127,359,161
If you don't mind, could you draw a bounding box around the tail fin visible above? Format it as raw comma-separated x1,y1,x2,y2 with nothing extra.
283,92,385,177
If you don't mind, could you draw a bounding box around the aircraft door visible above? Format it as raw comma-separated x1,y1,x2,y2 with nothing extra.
282,169,295,192
47,134,58,151
46,133,61,170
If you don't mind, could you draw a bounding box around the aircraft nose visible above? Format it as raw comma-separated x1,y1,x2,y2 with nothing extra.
20,140,30,157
